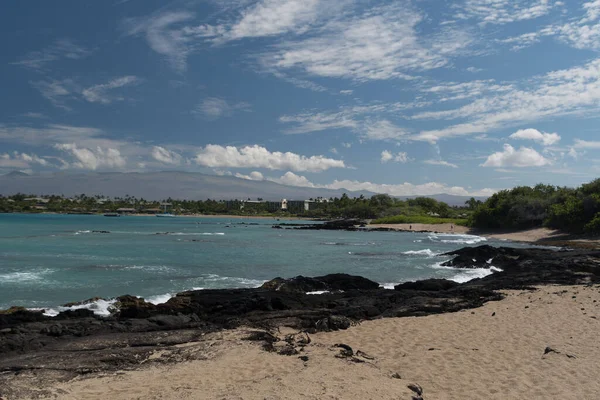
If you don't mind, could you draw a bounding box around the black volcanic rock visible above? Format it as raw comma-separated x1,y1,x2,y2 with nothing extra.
288,219,366,231
395,279,460,291
261,274,380,293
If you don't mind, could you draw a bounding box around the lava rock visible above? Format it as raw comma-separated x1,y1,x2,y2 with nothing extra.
395,279,460,292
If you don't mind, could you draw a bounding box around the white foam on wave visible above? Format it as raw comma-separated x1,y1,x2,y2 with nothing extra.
429,261,502,283
74,230,91,235
202,274,267,288
0,270,53,284
41,298,117,317
450,267,503,283
427,233,487,245
306,291,330,295
381,283,397,289
169,232,225,236
144,293,174,305
402,249,439,257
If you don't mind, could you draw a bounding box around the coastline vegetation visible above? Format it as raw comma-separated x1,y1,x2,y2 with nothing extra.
0,192,473,221
469,179,600,234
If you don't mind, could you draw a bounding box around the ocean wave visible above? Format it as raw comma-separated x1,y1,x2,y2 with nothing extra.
74,230,226,236
427,233,487,245
430,261,502,283
449,267,503,283
380,283,397,289
201,274,266,288
402,249,439,257
42,298,116,317
322,242,376,246
143,293,174,305
0,270,54,284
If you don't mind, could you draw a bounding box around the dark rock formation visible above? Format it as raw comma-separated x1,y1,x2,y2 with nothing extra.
395,279,460,291
260,273,380,293
274,219,366,231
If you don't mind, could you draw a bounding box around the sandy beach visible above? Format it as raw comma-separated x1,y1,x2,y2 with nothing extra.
5,284,595,400
368,223,600,247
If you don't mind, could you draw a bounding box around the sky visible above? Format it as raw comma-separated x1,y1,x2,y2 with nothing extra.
1,0,600,197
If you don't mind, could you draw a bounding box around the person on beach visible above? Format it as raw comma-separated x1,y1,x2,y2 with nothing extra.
409,225,412,230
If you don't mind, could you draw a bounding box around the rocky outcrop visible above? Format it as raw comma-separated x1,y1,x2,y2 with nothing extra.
260,274,380,293
274,219,366,231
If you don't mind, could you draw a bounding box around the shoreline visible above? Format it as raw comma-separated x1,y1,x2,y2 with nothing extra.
11,285,600,400
2,246,600,400
368,223,600,248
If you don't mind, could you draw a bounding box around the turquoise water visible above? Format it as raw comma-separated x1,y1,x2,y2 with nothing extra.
0,213,509,313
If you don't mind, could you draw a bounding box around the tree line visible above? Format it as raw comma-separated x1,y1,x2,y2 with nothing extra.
468,179,600,234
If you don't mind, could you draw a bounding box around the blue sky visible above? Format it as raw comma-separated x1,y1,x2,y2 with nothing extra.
2,0,600,197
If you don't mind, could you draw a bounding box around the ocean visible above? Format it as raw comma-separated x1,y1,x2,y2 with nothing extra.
0,213,518,316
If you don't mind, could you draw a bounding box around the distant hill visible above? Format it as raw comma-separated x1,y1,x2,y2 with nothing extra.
0,171,487,206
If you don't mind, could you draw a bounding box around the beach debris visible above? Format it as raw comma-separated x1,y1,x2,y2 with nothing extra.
355,350,375,360
298,355,309,362
407,383,423,396
285,331,311,347
315,315,353,332
391,372,401,379
333,343,354,358
491,312,496,316
543,346,577,359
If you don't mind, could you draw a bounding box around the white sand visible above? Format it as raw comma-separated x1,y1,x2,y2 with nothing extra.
13,284,598,400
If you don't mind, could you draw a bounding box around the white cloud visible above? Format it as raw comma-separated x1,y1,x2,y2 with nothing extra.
381,150,410,163
55,143,127,170
509,128,561,146
482,144,551,167
194,97,251,119
280,103,426,137
456,0,557,25
151,146,182,165
340,90,354,95
82,76,141,104
261,3,472,81
280,110,358,134
124,11,195,73
568,147,580,160
412,58,600,142
498,1,600,51
262,171,496,196
12,39,90,71
194,144,345,172
235,171,265,181
364,120,409,141
341,142,352,148
573,139,600,149
0,152,49,169
330,147,338,154
21,112,46,119
30,79,74,110
215,0,330,42
424,159,459,168
466,66,483,73
381,150,393,163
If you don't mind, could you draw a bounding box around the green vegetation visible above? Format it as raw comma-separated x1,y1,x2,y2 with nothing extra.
371,215,469,225
469,179,600,234
0,192,474,222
